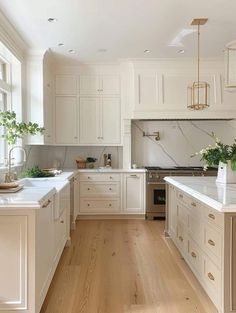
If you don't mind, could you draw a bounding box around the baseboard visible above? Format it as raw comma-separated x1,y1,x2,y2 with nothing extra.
77,214,145,220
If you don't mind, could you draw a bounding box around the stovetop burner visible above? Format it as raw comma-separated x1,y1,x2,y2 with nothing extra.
145,166,217,171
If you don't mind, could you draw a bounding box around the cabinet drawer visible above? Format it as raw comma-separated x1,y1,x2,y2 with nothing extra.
203,225,222,264
203,207,224,229
177,190,201,212
203,256,222,307
188,237,202,276
80,182,120,197
79,173,121,182
80,198,120,213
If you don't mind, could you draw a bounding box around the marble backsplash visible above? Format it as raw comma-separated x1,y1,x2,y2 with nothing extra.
131,120,236,168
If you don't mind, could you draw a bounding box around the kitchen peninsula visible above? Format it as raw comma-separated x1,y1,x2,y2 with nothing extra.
165,176,236,313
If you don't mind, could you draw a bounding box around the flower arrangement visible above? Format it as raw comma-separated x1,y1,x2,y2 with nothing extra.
192,133,236,170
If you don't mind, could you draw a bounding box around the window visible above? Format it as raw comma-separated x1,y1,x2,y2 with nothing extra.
0,56,11,166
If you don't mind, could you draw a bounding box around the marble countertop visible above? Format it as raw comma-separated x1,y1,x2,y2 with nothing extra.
165,176,236,212
0,187,56,209
76,168,146,173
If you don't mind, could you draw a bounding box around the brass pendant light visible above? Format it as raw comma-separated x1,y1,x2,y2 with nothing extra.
225,40,236,89
187,18,210,110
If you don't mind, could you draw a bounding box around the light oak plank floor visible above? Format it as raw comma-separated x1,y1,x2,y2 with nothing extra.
40,220,218,313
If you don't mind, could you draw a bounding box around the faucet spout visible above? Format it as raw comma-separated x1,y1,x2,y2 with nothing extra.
5,146,27,182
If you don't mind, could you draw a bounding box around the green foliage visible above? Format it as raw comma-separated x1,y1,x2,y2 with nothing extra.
192,133,236,170
21,166,55,178
86,157,97,163
0,110,44,145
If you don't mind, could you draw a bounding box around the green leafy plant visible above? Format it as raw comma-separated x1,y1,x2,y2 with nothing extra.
0,110,44,145
21,166,55,178
192,133,236,170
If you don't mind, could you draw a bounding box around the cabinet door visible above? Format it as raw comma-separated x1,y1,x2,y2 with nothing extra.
101,75,120,95
0,216,27,311
79,97,100,144
79,75,100,95
134,70,160,111
168,185,178,238
43,77,54,144
123,173,145,214
56,75,77,95
100,98,121,144
55,96,78,144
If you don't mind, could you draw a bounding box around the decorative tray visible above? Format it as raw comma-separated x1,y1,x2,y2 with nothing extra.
0,184,23,193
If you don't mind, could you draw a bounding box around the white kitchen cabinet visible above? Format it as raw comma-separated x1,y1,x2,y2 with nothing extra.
79,75,120,96
132,62,236,119
122,173,145,214
26,52,54,144
55,96,78,144
55,75,77,95
79,97,120,145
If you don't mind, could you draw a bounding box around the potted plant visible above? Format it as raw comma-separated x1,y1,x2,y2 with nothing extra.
192,133,236,184
0,110,44,145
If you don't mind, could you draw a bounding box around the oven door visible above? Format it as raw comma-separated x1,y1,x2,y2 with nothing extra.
146,182,166,215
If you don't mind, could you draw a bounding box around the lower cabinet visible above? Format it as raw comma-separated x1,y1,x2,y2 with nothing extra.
77,172,146,216
167,185,225,312
123,173,145,214
0,194,70,313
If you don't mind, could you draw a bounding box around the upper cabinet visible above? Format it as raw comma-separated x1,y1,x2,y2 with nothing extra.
55,75,77,95
26,51,54,145
130,61,236,119
79,75,120,96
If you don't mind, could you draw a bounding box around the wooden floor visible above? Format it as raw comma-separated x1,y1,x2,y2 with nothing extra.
40,220,218,313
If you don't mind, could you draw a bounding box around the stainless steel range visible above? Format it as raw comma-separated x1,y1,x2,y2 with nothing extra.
145,166,217,219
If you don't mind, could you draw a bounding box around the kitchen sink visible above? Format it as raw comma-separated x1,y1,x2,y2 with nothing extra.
18,178,69,192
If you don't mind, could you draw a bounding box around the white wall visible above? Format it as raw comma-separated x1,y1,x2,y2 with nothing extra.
131,120,236,167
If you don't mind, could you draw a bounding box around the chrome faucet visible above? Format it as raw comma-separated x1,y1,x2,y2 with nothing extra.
5,146,27,182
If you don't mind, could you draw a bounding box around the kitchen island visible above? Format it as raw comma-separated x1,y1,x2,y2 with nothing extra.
165,176,236,313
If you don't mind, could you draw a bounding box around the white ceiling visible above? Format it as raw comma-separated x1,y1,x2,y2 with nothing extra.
0,0,235,62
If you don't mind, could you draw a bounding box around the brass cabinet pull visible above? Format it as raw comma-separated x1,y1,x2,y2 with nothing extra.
109,176,113,179
87,188,90,190
208,239,215,246
87,203,90,206
109,188,112,191
109,203,112,207
179,194,183,199
179,236,183,242
87,176,91,179
60,220,64,224
130,174,138,178
42,199,51,208
191,202,196,207
208,213,215,220
208,272,215,281
191,251,197,258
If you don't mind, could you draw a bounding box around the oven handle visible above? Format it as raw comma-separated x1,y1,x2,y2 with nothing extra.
147,182,166,185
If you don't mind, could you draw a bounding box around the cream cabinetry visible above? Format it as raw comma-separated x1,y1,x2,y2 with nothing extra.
26,52,54,144
55,96,78,144
167,186,224,312
79,75,120,96
132,62,236,119
79,97,120,145
78,173,121,214
0,192,70,313
77,171,146,216
122,173,145,214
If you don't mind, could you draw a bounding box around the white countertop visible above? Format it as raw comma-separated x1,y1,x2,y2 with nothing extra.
165,176,236,212
77,168,146,173
0,187,56,209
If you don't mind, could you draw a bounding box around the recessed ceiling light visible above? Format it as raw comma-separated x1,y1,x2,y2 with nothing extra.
58,43,64,47
48,17,58,23
98,49,107,53
144,49,151,53
177,49,185,54
68,49,76,54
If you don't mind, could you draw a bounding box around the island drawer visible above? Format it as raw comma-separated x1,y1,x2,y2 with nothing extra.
203,206,224,229
177,190,201,212
177,202,188,227
203,224,222,265
79,173,121,182
176,222,188,254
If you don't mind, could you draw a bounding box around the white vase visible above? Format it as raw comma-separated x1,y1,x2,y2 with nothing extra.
216,161,236,184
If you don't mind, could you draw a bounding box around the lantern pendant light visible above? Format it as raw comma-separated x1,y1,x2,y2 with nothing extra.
187,18,210,110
